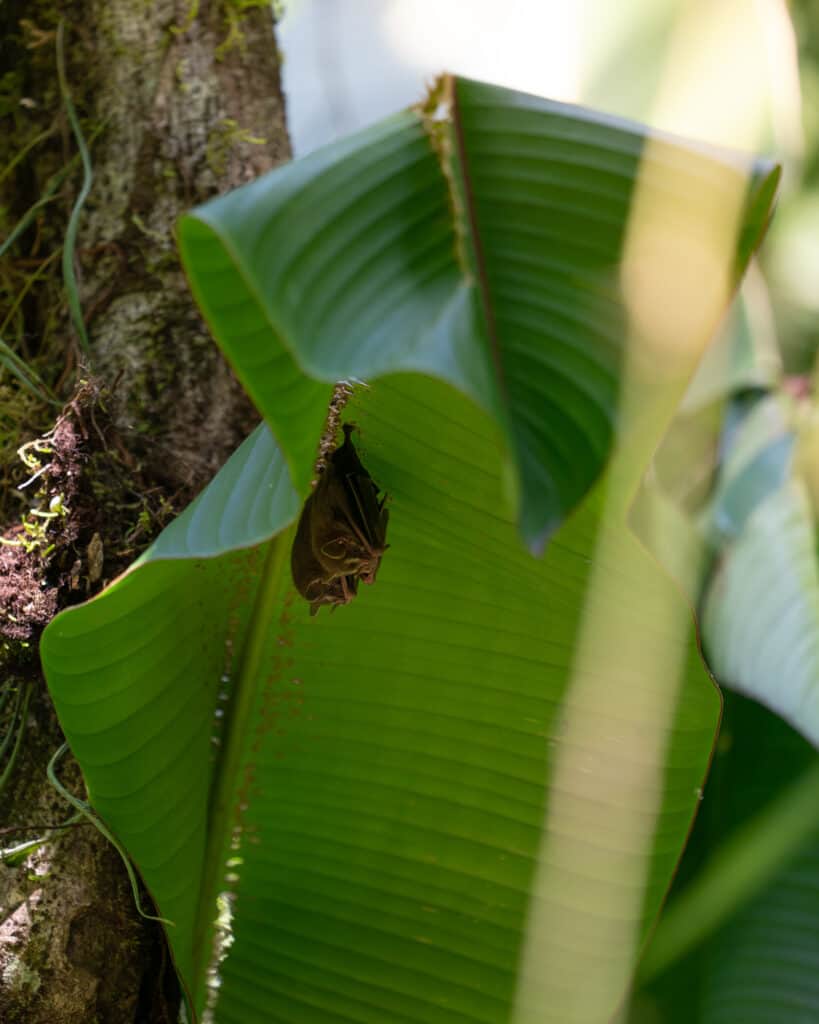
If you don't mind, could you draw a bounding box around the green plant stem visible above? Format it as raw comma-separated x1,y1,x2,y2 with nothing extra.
0,342,58,403
639,759,819,982
0,812,84,866
47,742,174,925
192,526,294,999
0,684,24,765
0,680,14,718
0,246,62,403
0,169,75,261
0,684,31,800
56,20,94,356
0,247,63,338
0,126,55,187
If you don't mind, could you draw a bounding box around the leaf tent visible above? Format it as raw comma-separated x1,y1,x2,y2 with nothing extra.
40,76,779,1023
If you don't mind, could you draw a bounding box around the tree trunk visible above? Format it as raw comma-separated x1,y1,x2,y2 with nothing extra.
0,3,291,1020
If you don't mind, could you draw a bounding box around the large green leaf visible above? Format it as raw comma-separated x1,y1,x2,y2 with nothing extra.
41,77,778,1022
178,76,778,550
704,478,819,742
701,391,819,744
632,392,819,1020
632,694,819,1024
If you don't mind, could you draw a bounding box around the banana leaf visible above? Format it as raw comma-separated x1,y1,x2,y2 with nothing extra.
40,76,779,1023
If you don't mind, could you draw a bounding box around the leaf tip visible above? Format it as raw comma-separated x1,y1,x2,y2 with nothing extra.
415,71,454,122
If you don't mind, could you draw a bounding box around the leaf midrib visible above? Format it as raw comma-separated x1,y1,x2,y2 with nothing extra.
448,76,507,407
192,524,296,1014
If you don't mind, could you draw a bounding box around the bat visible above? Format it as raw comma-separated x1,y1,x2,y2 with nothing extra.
291,424,388,614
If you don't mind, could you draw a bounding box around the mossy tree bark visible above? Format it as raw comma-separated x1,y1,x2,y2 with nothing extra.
0,3,290,1021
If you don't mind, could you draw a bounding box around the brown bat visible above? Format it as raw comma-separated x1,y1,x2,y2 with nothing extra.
291,424,388,614
289,496,359,614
